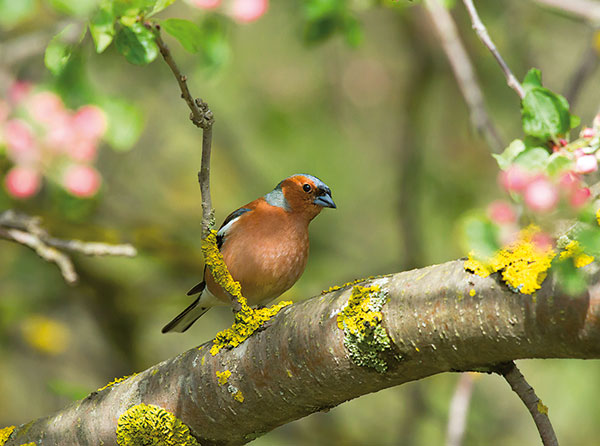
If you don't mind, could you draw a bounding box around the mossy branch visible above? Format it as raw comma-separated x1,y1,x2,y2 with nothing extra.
6,260,600,445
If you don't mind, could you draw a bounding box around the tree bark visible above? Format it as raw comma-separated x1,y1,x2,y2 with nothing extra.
6,259,600,445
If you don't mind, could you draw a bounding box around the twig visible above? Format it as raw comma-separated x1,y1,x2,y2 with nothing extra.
531,0,600,24
446,373,476,446
565,41,600,107
150,24,215,237
495,361,558,446
462,0,525,99
424,0,504,152
0,210,136,284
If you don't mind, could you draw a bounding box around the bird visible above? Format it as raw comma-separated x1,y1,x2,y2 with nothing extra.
162,173,336,333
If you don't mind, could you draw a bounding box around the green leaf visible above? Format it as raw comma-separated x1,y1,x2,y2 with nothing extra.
162,18,203,53
492,139,526,170
48,0,100,17
522,68,543,91
100,98,145,151
545,153,572,177
462,215,500,260
45,24,86,76
90,4,116,53
112,0,156,17
115,22,158,65
148,0,176,16
513,146,550,170
0,0,36,28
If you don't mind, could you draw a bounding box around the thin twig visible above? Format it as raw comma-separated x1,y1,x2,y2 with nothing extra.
424,0,504,152
531,0,600,24
495,361,559,446
462,0,525,99
446,373,476,446
0,210,136,284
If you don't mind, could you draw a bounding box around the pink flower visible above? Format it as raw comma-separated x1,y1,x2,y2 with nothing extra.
559,171,580,190
67,139,98,162
189,0,221,8
570,187,591,208
229,0,268,23
575,154,598,174
574,148,585,158
487,200,516,225
4,166,41,199
531,231,553,252
499,165,529,193
72,105,107,141
8,81,32,104
43,116,74,151
524,177,558,213
62,165,101,197
4,119,37,163
581,127,596,139
27,91,66,127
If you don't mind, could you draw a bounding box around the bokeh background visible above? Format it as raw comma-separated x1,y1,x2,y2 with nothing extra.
1,0,600,444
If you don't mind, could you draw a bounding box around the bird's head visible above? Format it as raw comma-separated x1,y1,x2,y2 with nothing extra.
265,174,336,220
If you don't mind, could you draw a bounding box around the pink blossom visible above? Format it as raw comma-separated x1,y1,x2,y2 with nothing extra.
574,148,585,158
230,0,268,23
487,200,516,225
62,165,101,197
27,91,66,127
575,154,598,174
570,187,591,208
189,0,221,8
499,165,529,193
559,171,580,191
4,166,40,199
4,119,37,163
531,231,553,252
8,81,32,104
581,127,596,139
72,105,107,141
67,139,98,162
43,116,74,151
524,177,558,213
559,138,568,147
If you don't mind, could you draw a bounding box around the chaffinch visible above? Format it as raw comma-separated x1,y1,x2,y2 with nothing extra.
162,174,336,333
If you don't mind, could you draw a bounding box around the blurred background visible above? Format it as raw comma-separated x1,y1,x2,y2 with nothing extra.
1,0,600,444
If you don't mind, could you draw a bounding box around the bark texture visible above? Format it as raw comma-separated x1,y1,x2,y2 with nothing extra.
6,260,600,445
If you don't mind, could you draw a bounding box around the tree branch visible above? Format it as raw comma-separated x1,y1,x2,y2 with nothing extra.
0,210,136,284
495,361,559,446
424,0,504,152
531,0,600,24
446,373,476,446
6,259,600,445
462,0,525,99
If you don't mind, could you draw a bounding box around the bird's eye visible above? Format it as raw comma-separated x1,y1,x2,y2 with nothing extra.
302,183,312,193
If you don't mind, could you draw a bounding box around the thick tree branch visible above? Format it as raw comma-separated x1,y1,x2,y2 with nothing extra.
462,0,525,99
424,0,504,152
0,210,136,284
495,361,558,446
6,260,600,445
531,0,600,24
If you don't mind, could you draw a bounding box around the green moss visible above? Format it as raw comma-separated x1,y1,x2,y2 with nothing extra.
116,403,199,446
337,285,392,373
0,426,15,446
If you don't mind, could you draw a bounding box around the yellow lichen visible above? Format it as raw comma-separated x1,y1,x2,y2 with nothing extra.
19,443,35,446
116,403,199,446
202,230,292,356
97,373,138,392
216,370,231,386
465,225,556,294
537,400,549,415
0,426,15,446
469,289,476,297
337,285,391,372
559,240,594,268
596,207,600,226
233,390,244,403
322,276,375,294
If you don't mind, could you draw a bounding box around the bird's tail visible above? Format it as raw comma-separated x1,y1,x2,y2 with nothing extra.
161,294,211,333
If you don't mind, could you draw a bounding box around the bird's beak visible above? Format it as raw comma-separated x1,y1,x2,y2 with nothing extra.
313,192,336,209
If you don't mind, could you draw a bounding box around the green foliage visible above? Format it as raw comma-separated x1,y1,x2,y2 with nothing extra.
45,24,86,76
521,68,579,142
48,0,100,17
162,18,204,53
512,146,549,170
90,3,116,53
545,153,572,177
115,22,158,65
492,139,525,170
0,0,36,28
303,0,363,47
